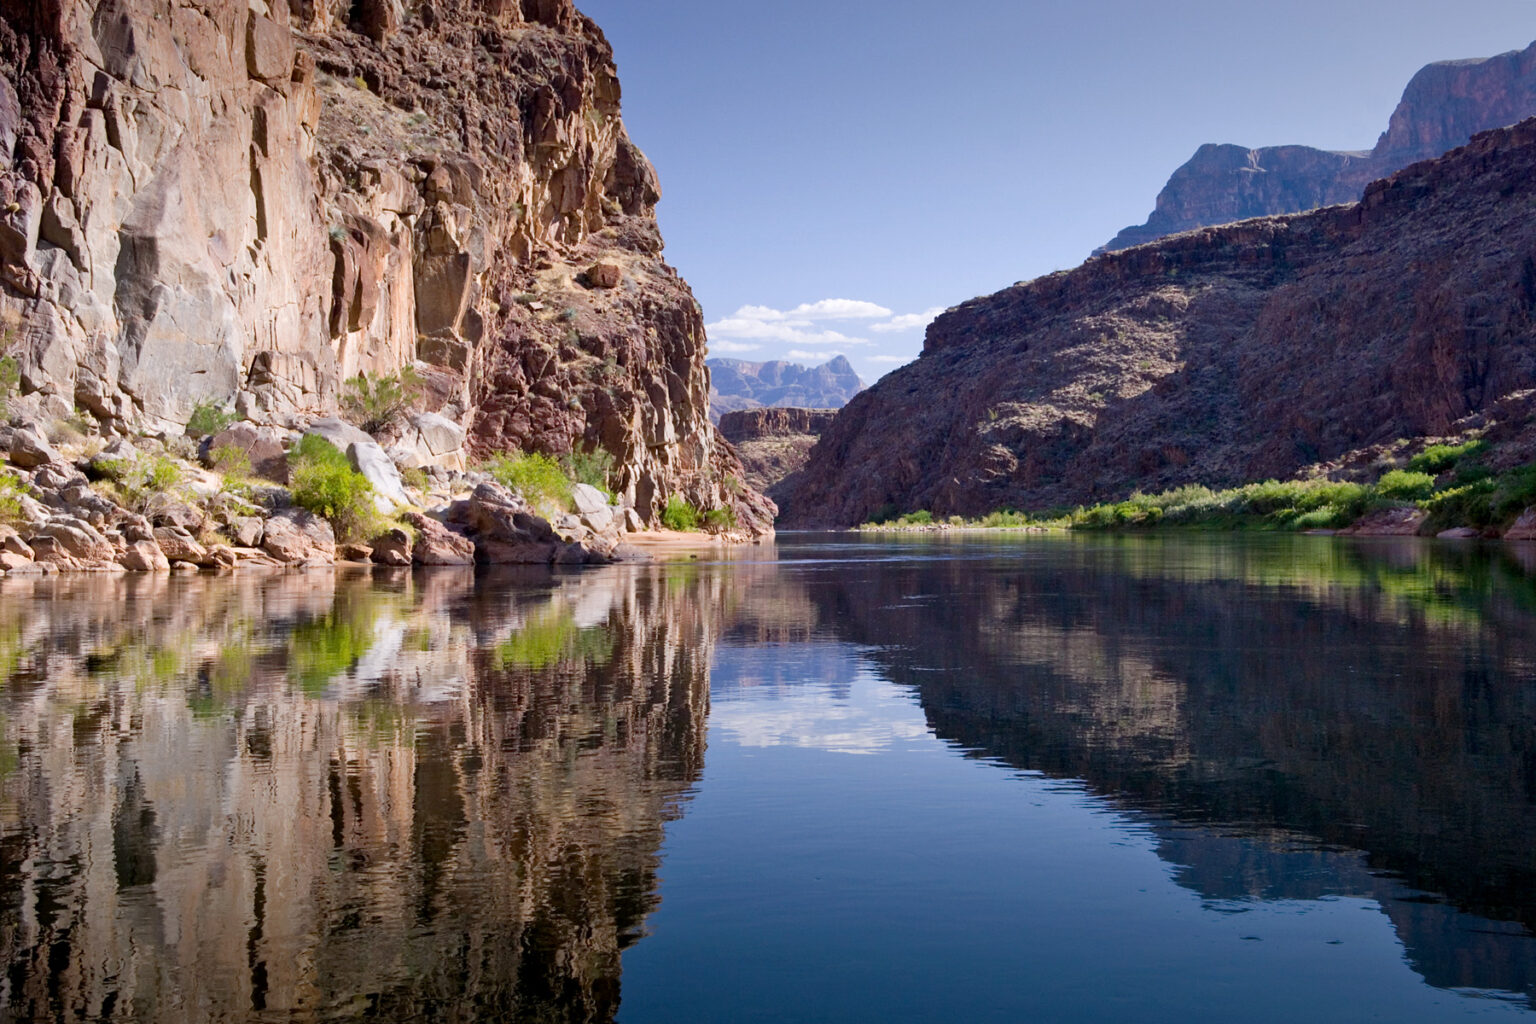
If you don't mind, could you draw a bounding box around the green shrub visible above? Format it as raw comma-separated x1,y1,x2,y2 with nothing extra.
186,400,237,439
1375,469,1436,502
1407,440,1488,475
661,495,700,531
289,434,381,542
143,455,184,494
400,465,430,492
209,444,252,480
981,509,1031,528
563,447,613,496
900,510,934,525
0,354,18,419
484,451,571,517
701,507,737,533
0,474,27,528
341,367,422,434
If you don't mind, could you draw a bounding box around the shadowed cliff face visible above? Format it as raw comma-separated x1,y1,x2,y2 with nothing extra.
0,0,771,530
0,565,729,1022
1103,40,1536,252
780,118,1536,527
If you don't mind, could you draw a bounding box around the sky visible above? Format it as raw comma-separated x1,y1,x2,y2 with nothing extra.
578,0,1536,383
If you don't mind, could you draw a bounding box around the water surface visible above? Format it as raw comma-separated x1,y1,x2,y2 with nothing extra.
1,534,1534,1021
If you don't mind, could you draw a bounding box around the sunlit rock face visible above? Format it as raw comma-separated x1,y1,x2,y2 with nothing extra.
1101,40,1536,252
0,565,729,1022
0,0,771,530
793,538,1536,1001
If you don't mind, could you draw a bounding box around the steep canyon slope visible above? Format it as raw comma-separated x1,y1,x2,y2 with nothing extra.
780,118,1536,527
0,0,771,530
1103,40,1536,252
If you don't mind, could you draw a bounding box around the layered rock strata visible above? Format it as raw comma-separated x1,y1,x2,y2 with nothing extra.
717,406,836,501
1103,40,1536,252
0,0,771,532
781,118,1536,527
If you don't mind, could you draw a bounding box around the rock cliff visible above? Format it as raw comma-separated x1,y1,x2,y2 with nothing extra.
0,0,771,531
717,406,836,502
707,354,864,420
780,118,1536,527
1103,40,1536,252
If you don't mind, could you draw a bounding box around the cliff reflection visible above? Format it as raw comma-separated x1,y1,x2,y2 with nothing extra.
0,566,722,1023
791,535,1536,1005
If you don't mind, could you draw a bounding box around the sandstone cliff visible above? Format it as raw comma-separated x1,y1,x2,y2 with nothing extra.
717,406,836,502
0,0,771,531
780,118,1536,527
1103,40,1536,252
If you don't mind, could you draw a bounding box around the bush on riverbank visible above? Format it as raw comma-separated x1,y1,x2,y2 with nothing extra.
857,440,1536,536
484,451,571,518
289,435,382,542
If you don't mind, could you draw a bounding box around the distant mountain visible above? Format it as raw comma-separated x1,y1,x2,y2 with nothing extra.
1102,40,1536,253
706,356,865,422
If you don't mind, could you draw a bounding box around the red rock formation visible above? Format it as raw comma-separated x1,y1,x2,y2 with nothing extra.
1103,40,1536,252
780,119,1536,527
718,407,838,500
0,0,771,532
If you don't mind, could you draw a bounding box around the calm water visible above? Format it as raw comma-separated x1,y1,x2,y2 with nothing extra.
1,534,1535,1022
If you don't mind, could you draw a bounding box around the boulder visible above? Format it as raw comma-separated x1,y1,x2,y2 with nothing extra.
585,262,621,288
305,417,374,452
403,512,475,565
579,506,615,534
1437,527,1482,539
571,483,608,516
154,526,212,566
0,549,34,571
1505,508,1536,541
34,463,81,490
10,428,58,469
370,527,412,566
119,539,170,571
261,509,336,564
623,507,644,533
32,517,114,564
204,421,289,482
348,440,412,510
232,516,265,547
410,411,466,460
340,542,374,562
1338,507,1429,537
151,501,206,533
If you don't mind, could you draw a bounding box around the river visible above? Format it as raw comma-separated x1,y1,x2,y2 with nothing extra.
1,533,1533,1022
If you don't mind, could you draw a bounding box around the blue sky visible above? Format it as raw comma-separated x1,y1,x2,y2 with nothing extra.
578,0,1535,382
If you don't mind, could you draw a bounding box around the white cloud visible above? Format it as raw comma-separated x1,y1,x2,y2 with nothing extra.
787,349,844,362
868,354,914,364
870,307,946,333
707,317,869,346
732,299,892,323
709,339,761,354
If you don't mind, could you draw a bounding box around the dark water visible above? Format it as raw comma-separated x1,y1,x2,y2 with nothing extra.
1,534,1535,1022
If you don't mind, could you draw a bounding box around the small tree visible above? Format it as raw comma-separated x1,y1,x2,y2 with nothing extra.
342,367,423,434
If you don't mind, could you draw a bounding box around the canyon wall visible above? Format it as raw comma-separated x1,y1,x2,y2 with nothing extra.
1103,40,1536,252
781,118,1536,526
717,406,837,502
0,0,771,529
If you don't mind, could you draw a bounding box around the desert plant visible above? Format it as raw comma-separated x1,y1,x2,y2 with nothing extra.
288,434,382,542
185,400,237,439
1407,440,1489,476
0,474,28,529
1375,469,1436,501
484,451,571,517
400,465,430,492
562,447,613,496
660,495,700,532
701,507,737,533
341,367,423,434
209,444,252,481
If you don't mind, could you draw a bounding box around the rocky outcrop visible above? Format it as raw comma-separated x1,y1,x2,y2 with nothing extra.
781,118,1536,526
0,0,770,532
718,407,837,501
1103,40,1536,252
708,355,865,420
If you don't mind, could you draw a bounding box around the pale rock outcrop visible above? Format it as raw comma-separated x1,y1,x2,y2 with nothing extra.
260,508,336,564
0,0,773,533
347,440,410,510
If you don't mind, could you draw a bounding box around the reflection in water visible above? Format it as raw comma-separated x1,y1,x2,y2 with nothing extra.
0,566,726,1022
780,534,1536,1007
0,536,1535,1019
